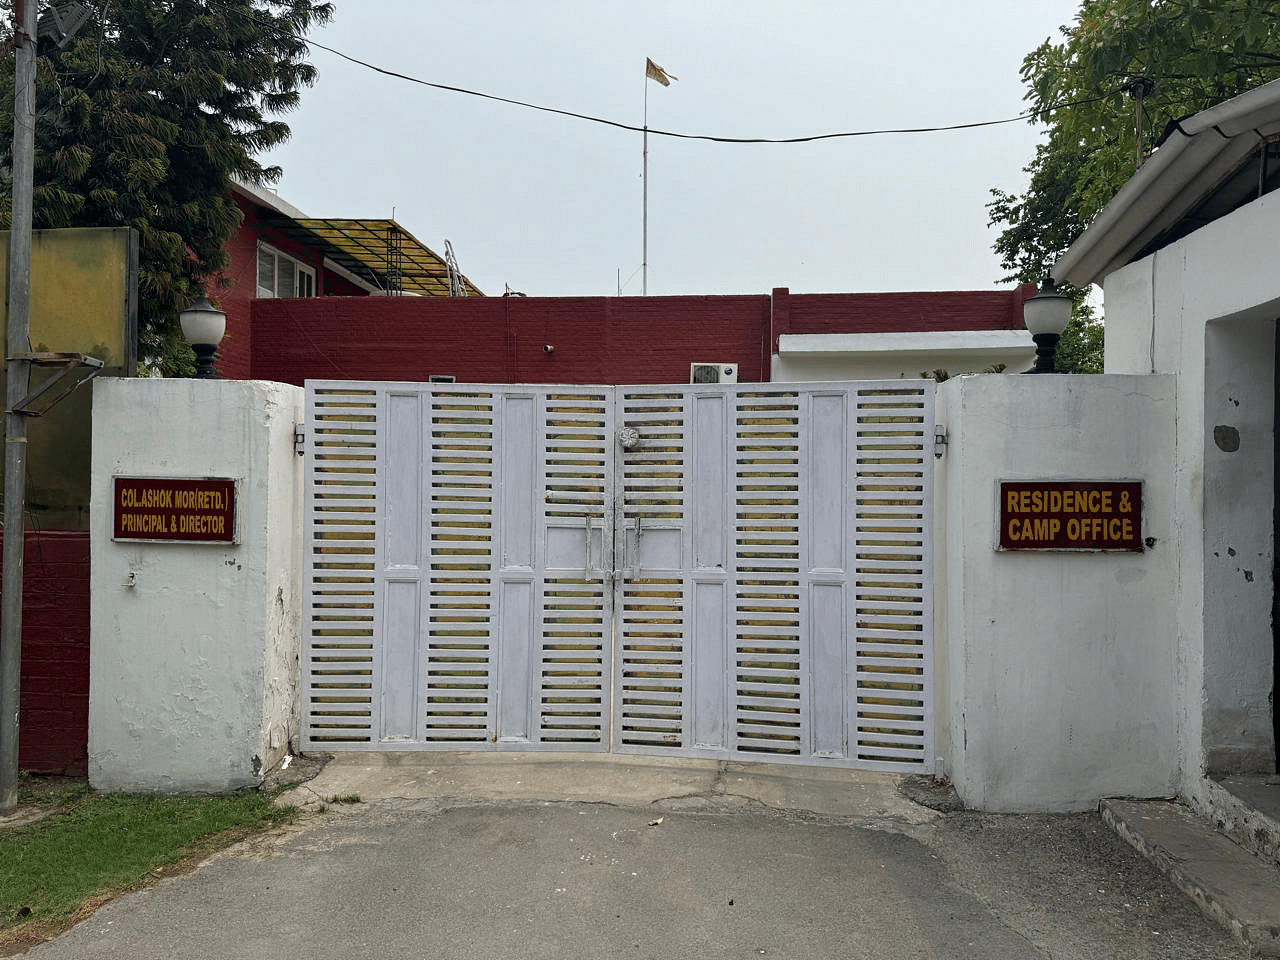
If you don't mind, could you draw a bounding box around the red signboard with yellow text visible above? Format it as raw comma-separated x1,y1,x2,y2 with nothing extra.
999,480,1142,552
113,477,237,544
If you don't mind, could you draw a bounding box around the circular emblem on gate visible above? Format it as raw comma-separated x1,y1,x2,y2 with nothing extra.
617,426,640,449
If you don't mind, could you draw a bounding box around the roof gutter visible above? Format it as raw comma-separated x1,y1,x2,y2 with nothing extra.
1054,78,1280,288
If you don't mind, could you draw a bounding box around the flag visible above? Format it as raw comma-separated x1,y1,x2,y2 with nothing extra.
645,58,677,86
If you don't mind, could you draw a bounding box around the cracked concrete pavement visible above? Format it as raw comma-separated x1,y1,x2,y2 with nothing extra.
276,752,938,824
21,753,1252,959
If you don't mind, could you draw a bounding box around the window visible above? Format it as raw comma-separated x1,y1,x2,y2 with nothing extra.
257,243,316,298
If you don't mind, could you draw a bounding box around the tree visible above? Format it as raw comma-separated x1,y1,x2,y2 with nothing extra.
989,0,1280,373
0,0,333,373
989,129,1103,372
988,132,1104,372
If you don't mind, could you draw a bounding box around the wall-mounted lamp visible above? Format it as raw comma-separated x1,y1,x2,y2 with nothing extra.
179,296,226,379
1023,277,1072,374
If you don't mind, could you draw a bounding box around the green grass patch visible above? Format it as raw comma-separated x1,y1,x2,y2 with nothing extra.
1,783,295,937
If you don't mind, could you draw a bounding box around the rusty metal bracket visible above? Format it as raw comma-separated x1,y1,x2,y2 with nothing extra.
8,352,104,416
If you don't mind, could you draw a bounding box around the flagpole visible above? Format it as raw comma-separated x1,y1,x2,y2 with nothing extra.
642,67,649,297
641,59,674,297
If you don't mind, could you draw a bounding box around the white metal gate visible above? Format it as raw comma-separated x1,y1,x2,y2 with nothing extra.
303,380,934,771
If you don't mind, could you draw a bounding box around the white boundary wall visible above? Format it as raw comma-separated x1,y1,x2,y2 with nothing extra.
935,373,1179,812
89,378,304,791
86,373,1199,812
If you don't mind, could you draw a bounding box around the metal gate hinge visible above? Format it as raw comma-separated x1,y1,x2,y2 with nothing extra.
934,425,948,459
294,424,305,456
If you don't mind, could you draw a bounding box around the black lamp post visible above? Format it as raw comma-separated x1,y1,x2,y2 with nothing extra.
179,297,226,379
1023,277,1073,373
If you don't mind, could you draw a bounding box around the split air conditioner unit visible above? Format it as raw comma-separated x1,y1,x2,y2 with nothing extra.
690,362,737,384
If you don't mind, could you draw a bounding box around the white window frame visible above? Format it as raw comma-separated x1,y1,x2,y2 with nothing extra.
256,242,317,299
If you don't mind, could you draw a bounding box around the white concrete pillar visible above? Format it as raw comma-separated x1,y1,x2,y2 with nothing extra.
89,378,304,792
936,373,1179,811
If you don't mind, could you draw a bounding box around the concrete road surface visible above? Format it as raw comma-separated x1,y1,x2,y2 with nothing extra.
22,753,1249,960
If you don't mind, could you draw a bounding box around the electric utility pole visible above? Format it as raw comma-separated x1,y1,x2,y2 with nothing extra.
1124,76,1155,170
1,0,38,815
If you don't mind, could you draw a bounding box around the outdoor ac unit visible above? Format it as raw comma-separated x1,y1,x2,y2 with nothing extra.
690,363,737,384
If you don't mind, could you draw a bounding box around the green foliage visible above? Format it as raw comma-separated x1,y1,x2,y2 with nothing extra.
1020,0,1280,223
989,0,1280,373
0,1,333,374
0,788,294,931
988,130,1092,289
922,363,1009,382
1056,300,1105,374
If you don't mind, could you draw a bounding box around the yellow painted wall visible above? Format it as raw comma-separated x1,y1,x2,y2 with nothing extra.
0,227,138,529
0,226,137,367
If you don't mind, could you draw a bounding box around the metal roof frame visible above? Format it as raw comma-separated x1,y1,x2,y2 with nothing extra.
263,215,483,298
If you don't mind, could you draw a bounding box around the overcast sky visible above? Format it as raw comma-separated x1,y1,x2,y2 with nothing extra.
260,1,1083,298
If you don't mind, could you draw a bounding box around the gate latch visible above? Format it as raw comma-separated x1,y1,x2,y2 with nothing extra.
933,425,948,459
294,424,306,456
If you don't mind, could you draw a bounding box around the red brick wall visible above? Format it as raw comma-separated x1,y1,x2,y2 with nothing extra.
217,193,337,380
772,285,1034,343
248,286,1033,386
250,294,774,386
5,531,90,775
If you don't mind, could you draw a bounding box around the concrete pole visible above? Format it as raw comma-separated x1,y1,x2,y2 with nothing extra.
0,0,38,814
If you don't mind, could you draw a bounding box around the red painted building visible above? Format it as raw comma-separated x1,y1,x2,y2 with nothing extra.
217,181,483,379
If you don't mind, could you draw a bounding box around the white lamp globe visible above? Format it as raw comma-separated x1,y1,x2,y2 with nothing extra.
179,297,226,346
1024,278,1072,337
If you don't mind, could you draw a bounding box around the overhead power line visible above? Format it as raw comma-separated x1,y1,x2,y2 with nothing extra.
305,35,1112,143
219,2,1115,144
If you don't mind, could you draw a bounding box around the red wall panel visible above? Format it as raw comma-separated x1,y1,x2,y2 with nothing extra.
322,269,367,297
772,285,1035,345
6,531,91,775
249,286,1032,386
250,294,773,386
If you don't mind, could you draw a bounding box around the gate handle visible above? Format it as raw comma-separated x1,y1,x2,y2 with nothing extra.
634,516,644,574
584,514,608,583
622,515,643,579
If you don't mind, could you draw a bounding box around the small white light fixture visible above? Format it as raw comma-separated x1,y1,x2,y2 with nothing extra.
179,296,226,378
1023,277,1072,374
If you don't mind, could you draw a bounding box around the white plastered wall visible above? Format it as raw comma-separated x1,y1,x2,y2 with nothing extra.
1102,192,1280,802
772,331,1036,383
89,378,304,792
935,373,1178,812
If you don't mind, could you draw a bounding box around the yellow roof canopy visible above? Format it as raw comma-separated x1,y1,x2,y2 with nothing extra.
269,216,483,297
